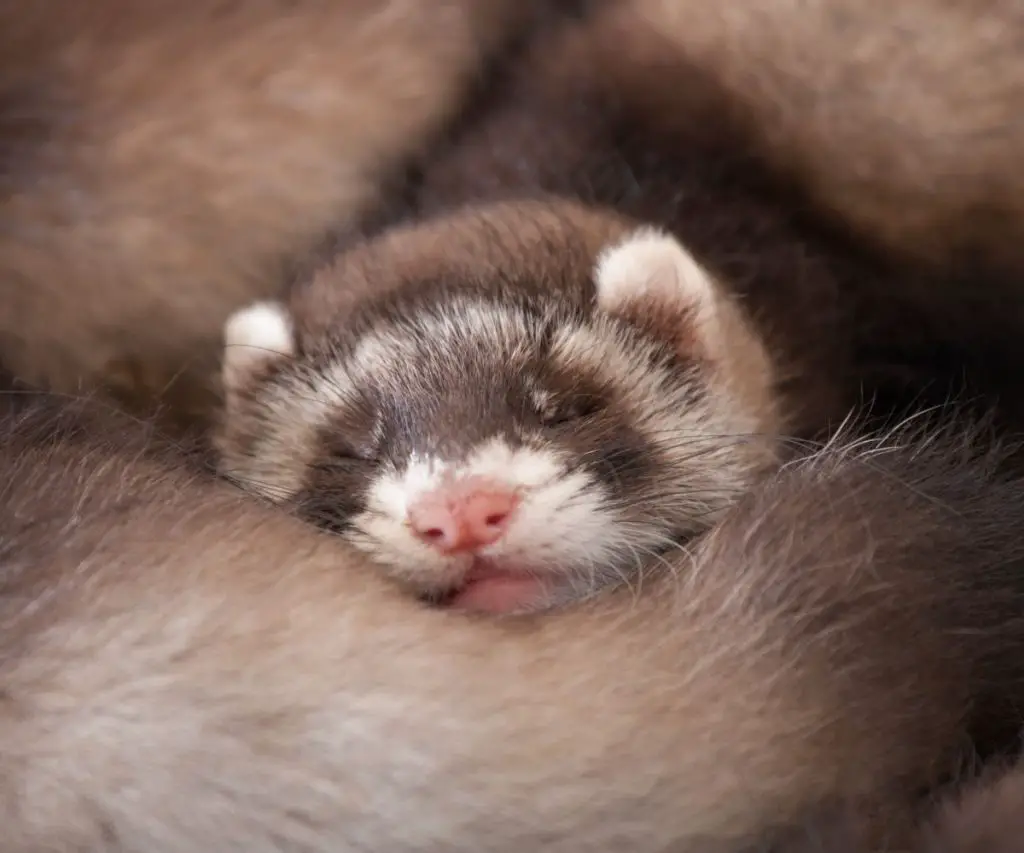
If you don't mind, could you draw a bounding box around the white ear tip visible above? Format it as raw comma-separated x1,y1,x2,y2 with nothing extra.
224,302,294,356
598,229,685,274
595,228,713,310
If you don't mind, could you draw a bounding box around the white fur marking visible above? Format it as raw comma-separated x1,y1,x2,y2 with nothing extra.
225,302,295,355
367,440,564,526
594,227,718,320
223,302,296,387
353,439,603,584
464,439,562,489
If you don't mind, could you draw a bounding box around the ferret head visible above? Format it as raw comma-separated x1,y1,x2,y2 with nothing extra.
216,204,783,613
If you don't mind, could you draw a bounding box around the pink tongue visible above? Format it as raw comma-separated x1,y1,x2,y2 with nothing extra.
450,572,547,614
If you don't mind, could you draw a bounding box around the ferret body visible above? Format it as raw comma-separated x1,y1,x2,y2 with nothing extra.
6,397,1024,850
0,0,575,429
625,0,1024,280
404,0,1024,399
216,1,1021,609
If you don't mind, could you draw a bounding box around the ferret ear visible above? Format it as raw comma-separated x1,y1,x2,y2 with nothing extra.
221,301,296,394
593,228,725,357
594,229,778,425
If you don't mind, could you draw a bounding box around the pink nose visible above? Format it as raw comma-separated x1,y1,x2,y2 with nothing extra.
407,477,519,554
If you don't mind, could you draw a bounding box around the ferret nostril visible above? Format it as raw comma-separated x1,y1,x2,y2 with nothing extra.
422,527,446,541
484,512,507,528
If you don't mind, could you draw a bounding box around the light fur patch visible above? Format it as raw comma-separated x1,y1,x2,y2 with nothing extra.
331,298,540,393
222,301,296,391
347,437,625,591
369,438,563,519
595,227,718,324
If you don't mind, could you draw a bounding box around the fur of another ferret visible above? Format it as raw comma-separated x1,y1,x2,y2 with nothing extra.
627,0,1024,279
616,0,1024,397
0,0,575,430
778,762,1024,853
918,763,1024,853
4,397,1024,850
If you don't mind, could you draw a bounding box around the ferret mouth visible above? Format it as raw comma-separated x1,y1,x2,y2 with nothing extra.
428,560,551,615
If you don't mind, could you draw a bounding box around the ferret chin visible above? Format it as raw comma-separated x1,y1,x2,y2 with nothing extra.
215,202,784,613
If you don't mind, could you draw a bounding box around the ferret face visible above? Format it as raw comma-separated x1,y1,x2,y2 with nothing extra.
216,214,782,613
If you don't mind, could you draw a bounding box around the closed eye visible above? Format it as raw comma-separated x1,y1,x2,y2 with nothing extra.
332,447,379,464
537,395,602,428
323,415,382,465
311,453,378,477
318,436,380,467
539,409,579,428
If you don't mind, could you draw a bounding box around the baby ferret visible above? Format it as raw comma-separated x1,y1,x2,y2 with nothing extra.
9,395,1024,850
216,201,783,614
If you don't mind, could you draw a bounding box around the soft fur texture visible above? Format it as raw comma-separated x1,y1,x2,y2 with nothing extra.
778,763,1024,852
216,208,784,611
612,0,1024,415
627,0,1024,278
4,398,1024,850
0,0,572,428
919,763,1024,853
6,1,1024,848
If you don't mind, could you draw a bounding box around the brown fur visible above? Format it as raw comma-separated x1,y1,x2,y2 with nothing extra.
919,764,1024,853
353,0,1024,431
607,0,1024,413
5,0,1024,434
4,397,1024,850
0,0,575,430
624,0,1024,279
217,201,788,612
776,763,1024,852
296,194,846,438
